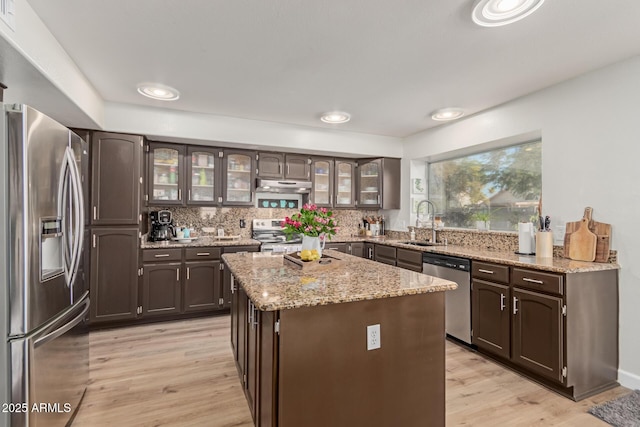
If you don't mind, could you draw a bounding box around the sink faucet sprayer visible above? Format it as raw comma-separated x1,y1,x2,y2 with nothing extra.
416,199,437,243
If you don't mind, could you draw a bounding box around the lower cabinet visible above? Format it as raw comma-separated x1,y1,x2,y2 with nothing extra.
472,261,619,400
374,244,396,266
324,242,347,252
396,247,423,272
363,242,375,260
142,247,223,316
142,262,182,316
222,245,260,309
511,287,563,382
90,227,140,323
346,242,364,257
472,279,510,359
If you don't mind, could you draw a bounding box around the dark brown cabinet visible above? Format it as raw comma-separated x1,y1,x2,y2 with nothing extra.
324,242,347,252
472,279,511,359
142,247,224,317
91,132,143,225
364,242,375,260
257,152,310,180
148,142,186,206
471,261,619,400
374,244,396,266
347,242,364,257
334,159,356,208
511,287,563,382
90,227,139,323
223,150,256,206
396,248,423,272
257,152,283,179
310,157,334,208
142,263,182,316
222,245,260,309
356,158,401,210
186,147,220,205
183,261,220,312
284,154,311,180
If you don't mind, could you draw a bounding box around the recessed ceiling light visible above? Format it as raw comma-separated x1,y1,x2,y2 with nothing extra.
320,112,351,124
472,0,545,27
431,108,465,121
136,82,180,101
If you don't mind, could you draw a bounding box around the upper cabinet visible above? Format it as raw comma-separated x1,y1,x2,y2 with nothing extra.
91,132,143,225
356,158,400,210
187,147,219,205
148,143,185,206
334,160,356,208
256,152,283,179
222,150,256,206
311,157,334,208
357,159,382,208
257,152,310,180
284,154,311,180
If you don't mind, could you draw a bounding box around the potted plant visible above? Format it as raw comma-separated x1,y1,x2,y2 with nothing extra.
472,212,490,230
282,204,339,259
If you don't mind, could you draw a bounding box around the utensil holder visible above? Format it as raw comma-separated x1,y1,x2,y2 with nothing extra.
536,231,553,258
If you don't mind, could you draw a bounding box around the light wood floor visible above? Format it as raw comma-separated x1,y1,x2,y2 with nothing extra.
74,315,629,427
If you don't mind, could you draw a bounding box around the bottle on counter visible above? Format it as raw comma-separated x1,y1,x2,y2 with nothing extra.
410,227,416,241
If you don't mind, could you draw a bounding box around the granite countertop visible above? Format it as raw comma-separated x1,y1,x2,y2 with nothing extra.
142,236,261,249
328,237,619,274
222,251,457,311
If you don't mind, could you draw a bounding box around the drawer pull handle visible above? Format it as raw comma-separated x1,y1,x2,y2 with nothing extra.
478,269,494,274
196,252,210,256
522,277,544,284
500,293,506,311
513,296,518,315
154,254,170,258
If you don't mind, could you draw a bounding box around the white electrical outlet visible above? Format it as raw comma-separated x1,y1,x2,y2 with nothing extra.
367,324,381,350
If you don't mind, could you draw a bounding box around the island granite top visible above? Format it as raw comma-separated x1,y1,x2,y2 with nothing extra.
222,251,457,311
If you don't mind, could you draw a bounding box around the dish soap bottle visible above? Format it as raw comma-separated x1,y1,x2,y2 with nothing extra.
409,227,416,241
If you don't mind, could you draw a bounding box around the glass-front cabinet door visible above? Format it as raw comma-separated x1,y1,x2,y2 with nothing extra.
357,159,382,208
311,158,333,208
334,160,356,208
187,147,219,205
223,150,255,206
149,143,185,205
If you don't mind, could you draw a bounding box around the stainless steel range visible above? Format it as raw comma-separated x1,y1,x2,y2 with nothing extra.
252,219,302,253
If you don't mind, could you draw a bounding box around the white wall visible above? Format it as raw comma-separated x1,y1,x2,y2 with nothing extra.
400,54,640,389
104,102,402,157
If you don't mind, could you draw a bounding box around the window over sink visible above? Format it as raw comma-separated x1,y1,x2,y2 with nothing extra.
426,140,542,231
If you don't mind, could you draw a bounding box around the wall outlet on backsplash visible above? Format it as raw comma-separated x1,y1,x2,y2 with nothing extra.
240,219,246,228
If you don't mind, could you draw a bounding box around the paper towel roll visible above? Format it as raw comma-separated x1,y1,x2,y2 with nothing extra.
518,222,535,254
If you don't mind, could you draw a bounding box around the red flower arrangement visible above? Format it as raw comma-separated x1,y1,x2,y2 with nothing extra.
281,204,338,238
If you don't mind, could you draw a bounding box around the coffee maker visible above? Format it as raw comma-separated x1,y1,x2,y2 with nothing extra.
149,210,175,241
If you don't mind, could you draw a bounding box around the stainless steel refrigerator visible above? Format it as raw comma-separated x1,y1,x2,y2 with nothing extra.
1,104,89,427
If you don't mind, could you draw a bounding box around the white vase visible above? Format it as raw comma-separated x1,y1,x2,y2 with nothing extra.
301,235,325,257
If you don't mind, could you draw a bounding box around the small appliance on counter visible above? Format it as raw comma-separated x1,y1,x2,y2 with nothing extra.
149,210,175,241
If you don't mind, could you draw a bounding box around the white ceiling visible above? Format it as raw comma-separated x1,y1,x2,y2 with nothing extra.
25,0,640,138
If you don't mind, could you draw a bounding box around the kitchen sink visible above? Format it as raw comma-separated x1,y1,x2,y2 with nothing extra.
400,241,439,247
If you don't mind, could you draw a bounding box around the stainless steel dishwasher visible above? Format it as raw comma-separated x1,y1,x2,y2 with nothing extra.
422,253,472,345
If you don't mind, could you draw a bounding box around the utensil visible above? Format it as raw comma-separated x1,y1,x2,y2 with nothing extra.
544,216,550,232
568,207,597,261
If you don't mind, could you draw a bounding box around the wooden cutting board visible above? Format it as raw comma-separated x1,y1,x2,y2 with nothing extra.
563,207,611,262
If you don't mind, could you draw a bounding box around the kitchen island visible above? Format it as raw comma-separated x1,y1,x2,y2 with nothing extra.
222,251,456,427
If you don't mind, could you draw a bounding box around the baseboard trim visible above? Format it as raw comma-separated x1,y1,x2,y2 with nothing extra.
618,369,640,390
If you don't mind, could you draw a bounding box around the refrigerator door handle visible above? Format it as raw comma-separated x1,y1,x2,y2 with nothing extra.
61,147,84,289
34,298,89,348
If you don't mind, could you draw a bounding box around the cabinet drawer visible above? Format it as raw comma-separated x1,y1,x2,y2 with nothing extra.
512,268,564,296
396,260,422,272
472,261,509,284
185,247,221,261
143,248,182,262
375,245,396,260
223,245,260,254
396,248,422,265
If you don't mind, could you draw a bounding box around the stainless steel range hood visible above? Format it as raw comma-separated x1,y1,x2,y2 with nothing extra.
256,178,312,193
